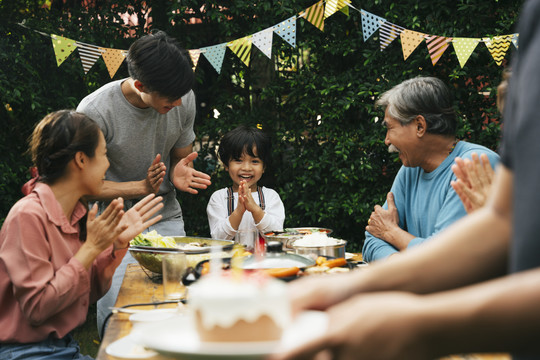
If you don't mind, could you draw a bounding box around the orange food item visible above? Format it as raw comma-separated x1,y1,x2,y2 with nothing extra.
263,267,300,278
321,258,347,269
315,256,327,266
201,262,211,275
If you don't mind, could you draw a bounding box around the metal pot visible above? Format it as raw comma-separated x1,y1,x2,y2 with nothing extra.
240,241,316,269
263,228,333,250
291,239,347,260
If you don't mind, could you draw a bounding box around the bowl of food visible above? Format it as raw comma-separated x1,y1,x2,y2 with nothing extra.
290,232,346,259
263,227,333,250
129,231,234,275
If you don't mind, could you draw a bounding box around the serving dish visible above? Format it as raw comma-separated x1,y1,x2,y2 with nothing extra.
263,227,333,250
291,238,347,259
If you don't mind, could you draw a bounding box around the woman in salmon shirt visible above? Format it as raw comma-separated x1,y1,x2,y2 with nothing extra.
0,110,163,359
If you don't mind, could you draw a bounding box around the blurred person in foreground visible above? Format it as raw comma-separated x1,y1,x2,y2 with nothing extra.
77,30,211,336
269,1,540,359
0,110,163,359
362,76,499,262
451,70,511,213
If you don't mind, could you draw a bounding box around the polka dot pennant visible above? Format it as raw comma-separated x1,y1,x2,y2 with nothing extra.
274,16,296,48
50,34,77,66
400,29,426,60
252,28,274,59
361,10,386,42
99,47,126,78
512,33,519,49
452,38,480,68
201,43,227,74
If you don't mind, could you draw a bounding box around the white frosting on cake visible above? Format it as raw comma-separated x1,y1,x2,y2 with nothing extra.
188,274,291,330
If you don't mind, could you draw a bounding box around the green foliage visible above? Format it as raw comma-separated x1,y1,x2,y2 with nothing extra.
0,0,521,254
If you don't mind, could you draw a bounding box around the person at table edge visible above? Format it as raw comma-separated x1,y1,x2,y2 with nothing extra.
363,76,499,262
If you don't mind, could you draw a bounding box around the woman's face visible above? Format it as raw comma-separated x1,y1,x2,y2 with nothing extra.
82,131,110,195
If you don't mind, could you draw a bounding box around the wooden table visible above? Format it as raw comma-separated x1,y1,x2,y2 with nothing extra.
96,262,510,360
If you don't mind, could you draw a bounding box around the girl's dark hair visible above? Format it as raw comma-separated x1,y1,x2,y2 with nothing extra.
127,30,194,101
218,126,272,168
29,110,101,184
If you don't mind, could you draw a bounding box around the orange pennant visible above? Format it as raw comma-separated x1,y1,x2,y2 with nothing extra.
400,30,425,60
99,47,126,78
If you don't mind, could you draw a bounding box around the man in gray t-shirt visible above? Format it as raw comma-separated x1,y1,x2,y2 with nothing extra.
77,31,211,337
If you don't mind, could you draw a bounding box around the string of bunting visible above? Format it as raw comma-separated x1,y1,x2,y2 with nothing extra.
23,0,518,78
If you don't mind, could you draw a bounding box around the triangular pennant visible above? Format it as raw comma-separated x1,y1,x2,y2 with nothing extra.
324,0,351,19
188,49,201,71
484,35,513,66
252,28,274,59
400,29,426,60
99,47,126,78
361,10,386,42
379,21,404,51
228,35,252,67
274,16,296,48
201,43,227,74
299,1,325,31
50,34,77,66
512,33,519,49
425,35,451,66
340,4,349,16
76,42,101,74
452,38,480,68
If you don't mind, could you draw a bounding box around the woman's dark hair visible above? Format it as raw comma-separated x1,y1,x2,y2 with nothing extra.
127,30,194,101
29,110,101,184
376,76,457,136
218,126,272,168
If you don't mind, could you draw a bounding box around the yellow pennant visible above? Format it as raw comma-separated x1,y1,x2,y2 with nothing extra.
50,34,77,66
188,49,201,71
484,35,512,66
99,47,126,78
299,0,325,31
452,38,480,68
228,36,252,67
400,30,425,60
324,0,350,19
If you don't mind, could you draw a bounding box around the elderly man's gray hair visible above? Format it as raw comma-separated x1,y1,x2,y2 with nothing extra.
376,77,457,136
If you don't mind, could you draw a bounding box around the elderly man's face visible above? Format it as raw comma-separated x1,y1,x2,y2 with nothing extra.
383,109,419,167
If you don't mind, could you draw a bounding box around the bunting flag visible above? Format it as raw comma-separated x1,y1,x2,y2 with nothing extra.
299,0,325,31
274,16,297,48
425,35,451,66
76,42,101,74
252,28,274,59
50,34,77,66
201,43,227,74
379,21,405,51
484,35,513,66
99,47,126,78
324,0,351,19
452,38,480,68
340,4,349,16
228,35,253,67
361,10,386,42
188,49,201,71
511,33,519,49
400,29,425,60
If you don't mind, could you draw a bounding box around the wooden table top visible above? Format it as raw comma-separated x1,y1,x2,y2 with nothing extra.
95,262,510,360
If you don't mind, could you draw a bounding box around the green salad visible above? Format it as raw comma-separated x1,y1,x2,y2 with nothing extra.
130,230,177,248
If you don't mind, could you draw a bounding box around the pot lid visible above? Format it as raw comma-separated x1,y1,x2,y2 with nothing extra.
240,241,316,269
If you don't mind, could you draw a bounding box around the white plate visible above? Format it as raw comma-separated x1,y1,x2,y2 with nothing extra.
345,252,354,260
106,335,158,359
131,311,328,360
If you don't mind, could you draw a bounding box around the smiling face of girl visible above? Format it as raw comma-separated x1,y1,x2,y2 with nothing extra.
226,146,265,192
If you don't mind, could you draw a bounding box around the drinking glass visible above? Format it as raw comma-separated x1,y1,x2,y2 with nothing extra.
162,252,187,300
235,229,258,252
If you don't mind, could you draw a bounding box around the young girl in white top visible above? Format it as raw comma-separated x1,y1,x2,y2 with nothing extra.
206,126,285,247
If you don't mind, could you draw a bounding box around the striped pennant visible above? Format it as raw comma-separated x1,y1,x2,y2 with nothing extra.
51,34,77,66
361,10,386,42
379,21,404,51
228,35,252,67
324,0,350,19
484,35,513,66
188,49,201,71
425,35,451,66
299,0,325,31
400,29,425,60
76,42,101,74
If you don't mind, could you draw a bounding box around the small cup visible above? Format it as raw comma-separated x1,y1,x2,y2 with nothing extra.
162,253,188,300
235,229,258,252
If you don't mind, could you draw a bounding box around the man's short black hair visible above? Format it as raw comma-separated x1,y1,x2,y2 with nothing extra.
127,30,194,100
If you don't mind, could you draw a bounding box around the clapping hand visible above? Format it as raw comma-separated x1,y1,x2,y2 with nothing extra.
145,154,166,194
451,153,495,213
172,152,212,194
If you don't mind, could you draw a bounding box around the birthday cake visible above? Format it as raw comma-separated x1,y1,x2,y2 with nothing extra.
188,272,291,342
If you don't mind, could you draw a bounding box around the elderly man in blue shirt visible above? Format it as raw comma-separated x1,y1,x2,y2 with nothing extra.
363,76,500,262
